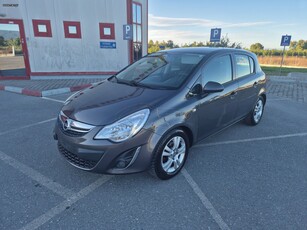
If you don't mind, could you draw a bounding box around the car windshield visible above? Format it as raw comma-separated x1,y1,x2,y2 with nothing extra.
112,53,204,89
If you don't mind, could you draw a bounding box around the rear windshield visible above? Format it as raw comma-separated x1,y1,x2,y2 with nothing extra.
113,53,204,89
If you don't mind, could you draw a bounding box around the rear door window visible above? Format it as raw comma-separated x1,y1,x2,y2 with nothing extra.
235,54,252,78
202,55,232,85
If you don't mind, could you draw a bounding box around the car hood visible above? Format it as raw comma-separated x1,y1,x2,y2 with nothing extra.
62,80,174,126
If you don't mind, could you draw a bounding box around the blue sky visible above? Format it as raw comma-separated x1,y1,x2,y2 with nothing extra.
1,0,306,49
148,0,307,49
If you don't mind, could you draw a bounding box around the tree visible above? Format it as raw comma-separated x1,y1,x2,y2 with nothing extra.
166,40,174,49
6,37,21,47
250,43,264,50
289,40,307,51
148,40,160,53
206,35,242,49
297,40,307,50
289,41,298,50
0,36,5,46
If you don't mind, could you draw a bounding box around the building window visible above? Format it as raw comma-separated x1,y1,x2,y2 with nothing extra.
132,2,142,62
99,23,115,40
32,20,52,37
63,21,81,39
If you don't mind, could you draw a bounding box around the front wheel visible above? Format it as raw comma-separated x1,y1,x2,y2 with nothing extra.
150,129,189,180
245,96,265,126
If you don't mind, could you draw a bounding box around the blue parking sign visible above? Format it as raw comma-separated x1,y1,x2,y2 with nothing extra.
123,24,133,40
210,28,222,42
280,35,291,46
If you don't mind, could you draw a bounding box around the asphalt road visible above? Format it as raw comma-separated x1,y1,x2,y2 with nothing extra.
0,91,306,230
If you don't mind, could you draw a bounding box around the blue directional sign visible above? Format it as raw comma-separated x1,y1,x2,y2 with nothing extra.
100,41,116,49
280,35,291,46
123,24,133,40
210,28,222,42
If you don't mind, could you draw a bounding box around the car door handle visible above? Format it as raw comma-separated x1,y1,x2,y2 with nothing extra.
230,91,237,99
253,82,258,88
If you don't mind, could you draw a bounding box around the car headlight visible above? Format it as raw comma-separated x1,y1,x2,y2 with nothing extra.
94,109,150,142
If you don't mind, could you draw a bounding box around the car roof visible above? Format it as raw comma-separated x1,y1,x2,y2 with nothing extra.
155,47,254,56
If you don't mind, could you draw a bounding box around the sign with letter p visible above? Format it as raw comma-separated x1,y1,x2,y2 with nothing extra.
210,28,222,42
280,35,291,46
123,24,133,40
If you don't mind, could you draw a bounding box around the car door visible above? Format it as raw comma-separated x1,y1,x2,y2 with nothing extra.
196,54,239,141
234,54,259,119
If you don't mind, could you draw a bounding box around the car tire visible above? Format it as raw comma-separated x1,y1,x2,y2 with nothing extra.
150,129,189,180
245,96,265,126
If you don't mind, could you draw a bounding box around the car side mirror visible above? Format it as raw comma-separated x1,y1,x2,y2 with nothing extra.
203,81,224,93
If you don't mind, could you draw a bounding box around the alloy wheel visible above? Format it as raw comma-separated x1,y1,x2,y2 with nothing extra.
253,99,263,123
160,136,186,174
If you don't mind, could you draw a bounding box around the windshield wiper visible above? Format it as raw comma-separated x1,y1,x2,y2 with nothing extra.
115,79,138,87
109,74,118,82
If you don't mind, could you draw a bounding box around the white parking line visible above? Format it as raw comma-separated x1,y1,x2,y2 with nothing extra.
41,97,65,104
0,150,74,199
194,132,307,148
181,168,230,230
0,118,56,136
20,175,113,230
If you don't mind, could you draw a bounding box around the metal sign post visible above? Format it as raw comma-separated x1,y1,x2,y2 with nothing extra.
279,35,291,75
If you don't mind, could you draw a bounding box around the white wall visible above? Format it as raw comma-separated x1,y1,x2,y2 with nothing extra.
25,0,128,73
0,0,148,74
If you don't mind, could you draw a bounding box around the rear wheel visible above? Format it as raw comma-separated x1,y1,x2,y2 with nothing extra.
245,96,265,126
150,129,189,180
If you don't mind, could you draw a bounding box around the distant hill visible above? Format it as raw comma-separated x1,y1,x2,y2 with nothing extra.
0,30,19,40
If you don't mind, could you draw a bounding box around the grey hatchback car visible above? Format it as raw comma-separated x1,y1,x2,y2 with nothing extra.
53,47,266,180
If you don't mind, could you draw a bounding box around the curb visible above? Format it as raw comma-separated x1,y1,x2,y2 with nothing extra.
0,83,93,97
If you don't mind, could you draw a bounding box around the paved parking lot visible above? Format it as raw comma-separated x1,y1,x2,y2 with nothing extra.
1,87,307,229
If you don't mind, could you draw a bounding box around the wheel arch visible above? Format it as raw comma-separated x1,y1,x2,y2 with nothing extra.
159,124,194,148
260,93,266,105
258,87,266,105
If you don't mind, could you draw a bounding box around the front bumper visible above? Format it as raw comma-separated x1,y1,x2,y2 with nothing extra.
53,119,161,174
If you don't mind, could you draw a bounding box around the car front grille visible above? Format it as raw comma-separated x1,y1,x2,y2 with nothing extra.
57,111,95,137
58,143,99,170
58,119,85,137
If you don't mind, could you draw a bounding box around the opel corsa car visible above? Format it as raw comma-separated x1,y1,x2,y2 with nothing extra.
53,47,266,180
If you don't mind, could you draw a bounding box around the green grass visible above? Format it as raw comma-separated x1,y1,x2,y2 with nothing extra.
261,66,307,76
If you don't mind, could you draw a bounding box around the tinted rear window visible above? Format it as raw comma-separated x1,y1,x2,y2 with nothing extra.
235,55,252,78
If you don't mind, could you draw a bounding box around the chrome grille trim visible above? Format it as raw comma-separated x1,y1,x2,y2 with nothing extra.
59,111,95,135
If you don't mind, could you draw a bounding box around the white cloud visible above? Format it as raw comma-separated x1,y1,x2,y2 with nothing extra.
148,14,222,27
149,29,210,44
149,14,273,28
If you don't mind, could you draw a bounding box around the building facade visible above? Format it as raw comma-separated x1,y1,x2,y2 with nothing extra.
0,0,148,79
